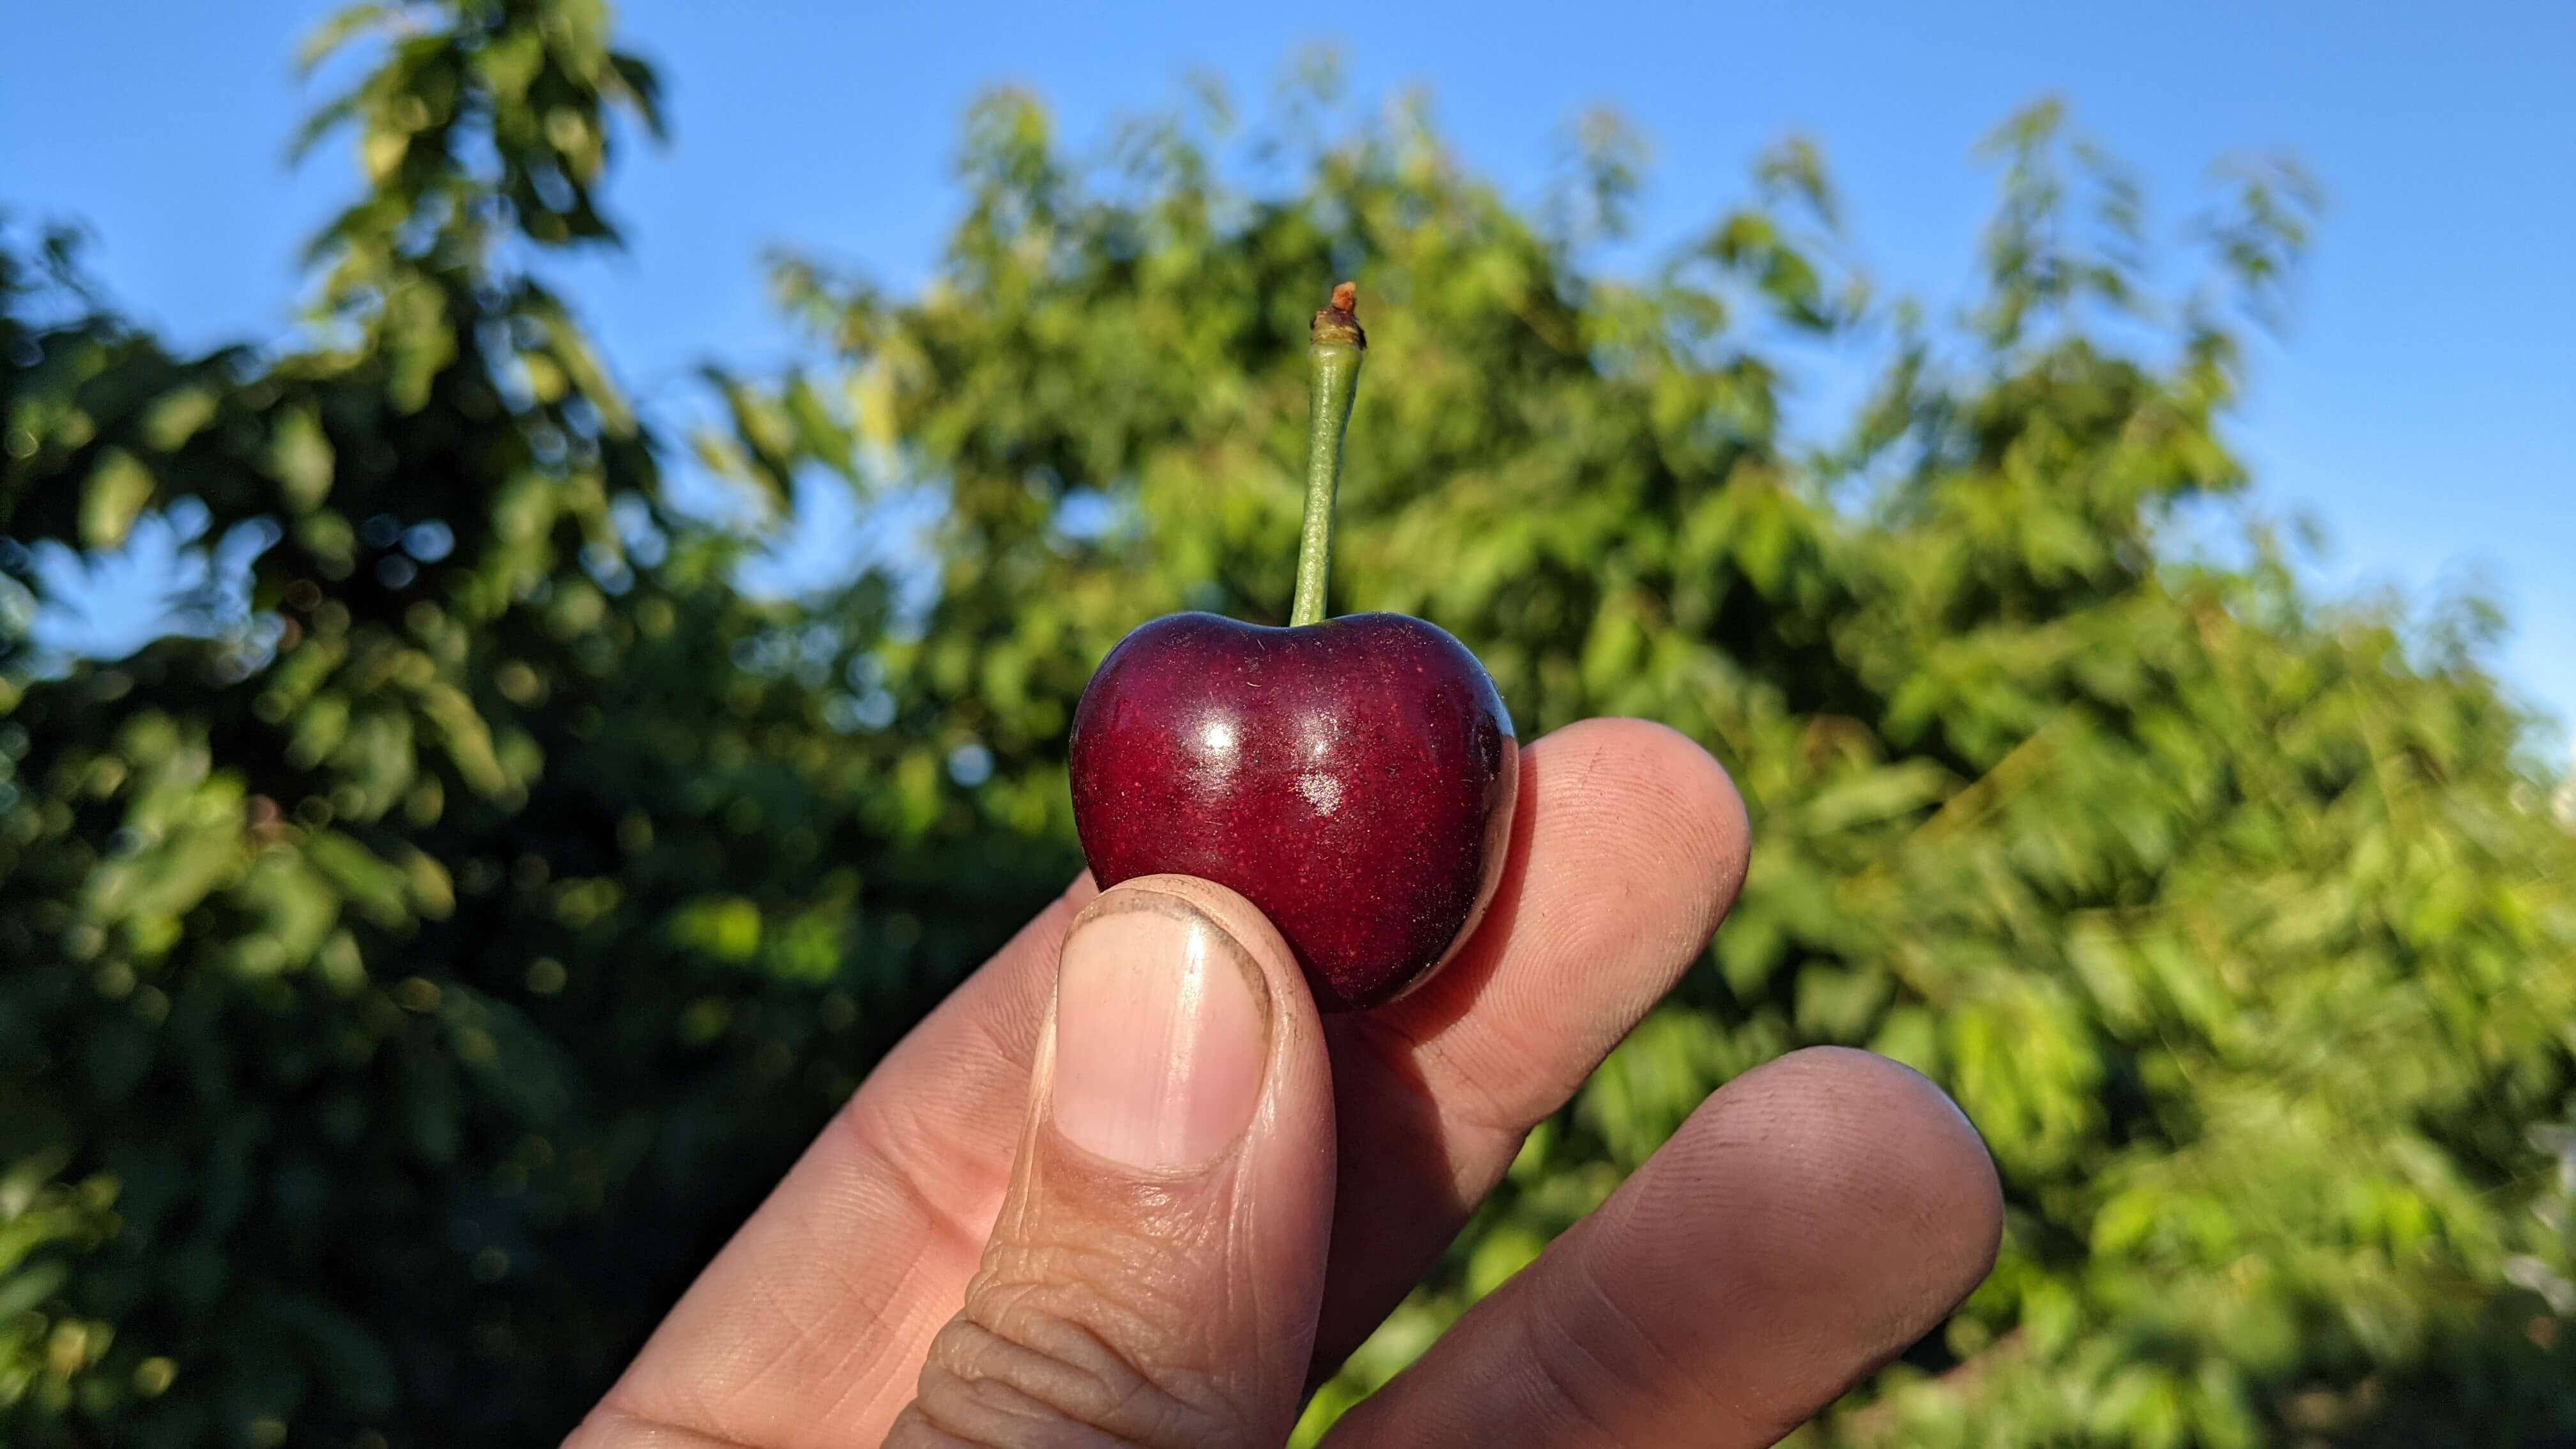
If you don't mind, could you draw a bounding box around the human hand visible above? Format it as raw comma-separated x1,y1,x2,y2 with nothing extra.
567,719,2003,1448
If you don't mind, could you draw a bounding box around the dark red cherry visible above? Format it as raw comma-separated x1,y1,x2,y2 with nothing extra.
1067,611,1517,1011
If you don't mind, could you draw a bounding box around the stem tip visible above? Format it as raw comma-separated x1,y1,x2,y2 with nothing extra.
1312,282,1366,349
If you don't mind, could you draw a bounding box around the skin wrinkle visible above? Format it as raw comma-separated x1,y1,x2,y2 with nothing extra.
715,1137,989,1421
606,1258,845,1441
634,1278,934,1449
845,1059,1021,1234
953,1367,1106,1434
782,1195,993,1437
568,1408,770,1448
908,1305,1232,1447
1437,1153,1737,1447
907,1363,1133,1449
976,1246,1206,1358
1558,1220,1715,1429
944,1374,1141,1449
1517,1283,1638,1448
842,1128,998,1293
805,1298,951,1443
715,1261,862,1422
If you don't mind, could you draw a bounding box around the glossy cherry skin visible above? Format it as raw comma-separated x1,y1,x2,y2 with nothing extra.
1068,611,1519,1011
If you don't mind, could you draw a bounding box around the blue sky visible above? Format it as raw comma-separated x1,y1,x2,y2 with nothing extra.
6,1,2570,751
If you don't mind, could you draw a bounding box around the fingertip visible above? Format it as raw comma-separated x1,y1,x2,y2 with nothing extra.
1327,1046,2005,1448
1841,1050,2008,1294
1542,716,1752,933
1510,718,1754,1013
1686,1046,2004,1328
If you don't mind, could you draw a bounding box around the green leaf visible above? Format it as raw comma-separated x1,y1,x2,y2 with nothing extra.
264,404,337,511
295,3,394,75
0,1262,68,1322
79,448,155,549
669,897,763,963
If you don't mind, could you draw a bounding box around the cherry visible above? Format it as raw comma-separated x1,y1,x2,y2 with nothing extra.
1068,286,1519,1010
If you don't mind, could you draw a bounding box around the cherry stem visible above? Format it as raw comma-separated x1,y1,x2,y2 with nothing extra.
1291,281,1366,627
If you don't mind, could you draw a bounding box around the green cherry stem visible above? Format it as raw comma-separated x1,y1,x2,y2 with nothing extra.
1291,281,1367,627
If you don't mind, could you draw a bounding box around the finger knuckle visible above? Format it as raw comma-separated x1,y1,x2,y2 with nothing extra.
894,1268,1246,1449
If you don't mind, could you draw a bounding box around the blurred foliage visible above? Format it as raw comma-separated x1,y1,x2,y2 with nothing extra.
4,3,2575,1445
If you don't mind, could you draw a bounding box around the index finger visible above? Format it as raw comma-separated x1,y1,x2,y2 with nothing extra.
571,717,1750,1449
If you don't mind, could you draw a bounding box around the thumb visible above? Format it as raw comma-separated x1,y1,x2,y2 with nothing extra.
887,875,1337,1449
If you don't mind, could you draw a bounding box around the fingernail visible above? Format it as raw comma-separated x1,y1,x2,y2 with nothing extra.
1051,895,1268,1172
